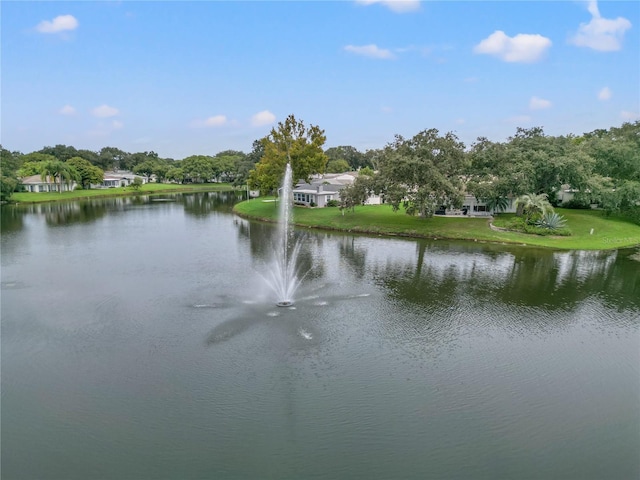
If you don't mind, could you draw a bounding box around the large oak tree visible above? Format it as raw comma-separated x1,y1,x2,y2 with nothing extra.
248,114,328,195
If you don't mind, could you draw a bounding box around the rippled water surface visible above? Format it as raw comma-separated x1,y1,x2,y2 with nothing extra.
2,194,639,480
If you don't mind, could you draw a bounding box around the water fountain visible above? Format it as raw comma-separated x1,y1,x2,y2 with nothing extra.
265,163,303,306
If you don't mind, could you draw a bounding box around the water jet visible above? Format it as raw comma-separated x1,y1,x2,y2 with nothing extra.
264,163,303,306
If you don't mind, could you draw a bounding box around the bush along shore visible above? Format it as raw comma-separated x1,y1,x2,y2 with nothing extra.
233,199,640,251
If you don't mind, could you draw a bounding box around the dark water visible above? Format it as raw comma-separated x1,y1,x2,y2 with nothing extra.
2,193,639,480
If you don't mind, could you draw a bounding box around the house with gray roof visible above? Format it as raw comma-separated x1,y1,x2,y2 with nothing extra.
20,175,77,193
292,172,382,207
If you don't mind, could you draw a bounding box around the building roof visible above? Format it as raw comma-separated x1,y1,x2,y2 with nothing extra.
20,174,55,184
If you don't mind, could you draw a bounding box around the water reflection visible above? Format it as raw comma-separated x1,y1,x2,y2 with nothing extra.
230,212,639,314
0,191,248,232
373,240,639,312
181,191,246,216
234,217,323,283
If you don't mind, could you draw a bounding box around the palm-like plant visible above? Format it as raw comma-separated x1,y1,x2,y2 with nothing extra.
483,195,510,215
535,212,567,231
40,160,79,193
515,193,553,223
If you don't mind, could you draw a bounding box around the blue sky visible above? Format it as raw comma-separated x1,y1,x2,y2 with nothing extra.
2,1,638,159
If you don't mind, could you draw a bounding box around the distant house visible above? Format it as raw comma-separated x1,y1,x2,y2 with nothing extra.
293,182,343,207
458,195,517,216
20,175,77,193
292,172,382,207
99,171,146,188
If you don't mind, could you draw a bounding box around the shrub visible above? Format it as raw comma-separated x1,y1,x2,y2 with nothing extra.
524,224,571,236
535,212,568,231
562,199,591,209
326,199,338,207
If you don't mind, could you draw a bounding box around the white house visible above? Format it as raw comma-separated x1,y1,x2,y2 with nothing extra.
20,175,77,193
455,195,518,216
99,171,145,188
293,182,343,207
292,172,382,207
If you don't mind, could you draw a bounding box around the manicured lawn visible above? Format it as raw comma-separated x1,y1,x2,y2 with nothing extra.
234,199,640,250
11,183,238,204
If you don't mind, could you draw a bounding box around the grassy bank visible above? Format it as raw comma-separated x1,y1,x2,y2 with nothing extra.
234,199,640,250
10,183,239,204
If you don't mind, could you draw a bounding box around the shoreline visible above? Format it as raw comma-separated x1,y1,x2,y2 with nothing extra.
232,201,640,252
4,184,240,205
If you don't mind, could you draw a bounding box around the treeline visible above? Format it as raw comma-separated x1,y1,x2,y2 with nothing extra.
363,121,640,222
1,120,639,225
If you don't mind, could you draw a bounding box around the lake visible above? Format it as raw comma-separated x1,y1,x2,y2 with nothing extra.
1,192,639,480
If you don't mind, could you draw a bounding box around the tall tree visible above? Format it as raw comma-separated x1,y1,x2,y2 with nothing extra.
1,146,21,201
37,144,79,162
40,159,80,193
66,157,104,189
181,155,215,183
98,147,129,171
249,114,328,195
325,146,368,170
377,129,468,217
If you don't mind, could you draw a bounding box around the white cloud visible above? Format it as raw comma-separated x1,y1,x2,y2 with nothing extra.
529,96,552,110
344,44,395,59
355,0,420,13
36,14,79,34
381,106,393,113
570,1,631,51
59,105,76,115
204,115,227,127
189,115,229,128
598,87,612,101
455,118,466,125
112,120,124,130
473,30,552,63
92,104,119,118
620,111,640,121
250,110,276,127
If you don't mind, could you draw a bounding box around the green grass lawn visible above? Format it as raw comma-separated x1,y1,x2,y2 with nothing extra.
234,199,640,250
11,183,238,204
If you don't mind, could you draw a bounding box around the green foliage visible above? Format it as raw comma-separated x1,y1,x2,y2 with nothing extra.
166,167,185,183
133,160,157,180
562,198,592,209
1,176,18,202
249,114,328,195
339,176,374,212
17,161,45,177
359,166,375,177
325,145,369,170
37,144,79,162
129,177,143,190
515,193,553,222
377,129,468,217
326,199,338,207
181,155,215,183
1,146,22,177
482,195,510,214
39,159,80,193
535,212,568,231
326,159,350,173
66,157,104,189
